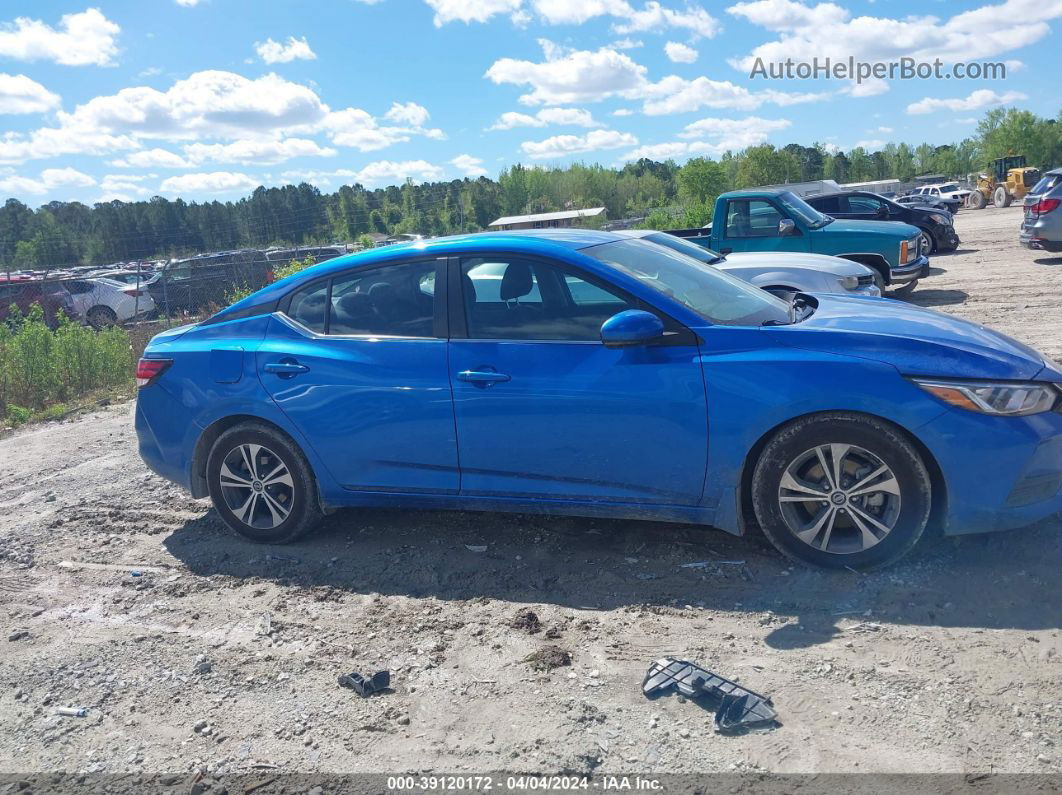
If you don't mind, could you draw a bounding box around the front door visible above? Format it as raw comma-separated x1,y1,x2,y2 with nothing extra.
718,198,809,255
448,255,708,505
258,258,459,494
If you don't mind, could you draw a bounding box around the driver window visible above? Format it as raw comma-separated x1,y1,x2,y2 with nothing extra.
725,200,783,238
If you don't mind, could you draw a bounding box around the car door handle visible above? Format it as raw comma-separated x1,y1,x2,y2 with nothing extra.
458,369,511,385
264,360,309,377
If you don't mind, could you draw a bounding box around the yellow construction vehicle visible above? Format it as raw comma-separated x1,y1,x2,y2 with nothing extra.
967,155,1042,209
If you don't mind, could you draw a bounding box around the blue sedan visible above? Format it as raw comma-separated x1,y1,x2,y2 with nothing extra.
135,230,1062,569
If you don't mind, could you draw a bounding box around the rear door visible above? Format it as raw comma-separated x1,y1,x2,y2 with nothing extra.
257,257,459,494
447,255,708,505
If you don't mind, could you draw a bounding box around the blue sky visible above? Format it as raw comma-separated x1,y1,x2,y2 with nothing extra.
0,0,1059,204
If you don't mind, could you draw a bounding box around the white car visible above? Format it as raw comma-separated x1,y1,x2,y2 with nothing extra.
616,230,881,299
64,277,156,328
910,183,971,204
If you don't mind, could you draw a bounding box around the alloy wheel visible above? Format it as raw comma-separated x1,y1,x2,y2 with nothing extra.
777,443,901,555
218,443,294,529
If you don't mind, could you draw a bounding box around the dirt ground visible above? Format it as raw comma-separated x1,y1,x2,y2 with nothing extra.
1,205,1060,781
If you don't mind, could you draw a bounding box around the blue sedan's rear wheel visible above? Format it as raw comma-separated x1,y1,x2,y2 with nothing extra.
206,422,323,544
751,413,932,570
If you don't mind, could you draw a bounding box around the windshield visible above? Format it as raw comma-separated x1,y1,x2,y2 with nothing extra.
582,238,791,326
641,232,724,264
776,191,831,228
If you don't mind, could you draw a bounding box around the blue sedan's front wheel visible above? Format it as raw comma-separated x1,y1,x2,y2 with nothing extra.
751,413,932,570
207,421,323,544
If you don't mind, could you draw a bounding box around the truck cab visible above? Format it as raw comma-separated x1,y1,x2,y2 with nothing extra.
672,188,929,294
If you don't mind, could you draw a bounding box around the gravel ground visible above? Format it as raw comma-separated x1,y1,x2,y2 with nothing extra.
1,205,1060,781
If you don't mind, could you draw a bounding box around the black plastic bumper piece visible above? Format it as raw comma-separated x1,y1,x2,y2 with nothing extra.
643,657,777,732
338,670,391,697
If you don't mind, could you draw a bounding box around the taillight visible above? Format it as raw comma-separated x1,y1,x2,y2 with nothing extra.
136,358,172,388
266,268,276,283
124,289,144,297
1030,198,1061,215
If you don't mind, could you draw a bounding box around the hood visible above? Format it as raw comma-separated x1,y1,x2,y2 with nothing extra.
767,294,1047,381
721,251,871,277
822,218,921,240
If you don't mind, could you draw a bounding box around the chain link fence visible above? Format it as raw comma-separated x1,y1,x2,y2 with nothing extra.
1,245,354,356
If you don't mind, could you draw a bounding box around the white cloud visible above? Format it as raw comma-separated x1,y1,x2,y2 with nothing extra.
623,115,792,161
678,115,791,143
110,148,193,168
0,166,96,196
425,0,524,26
255,36,316,64
353,159,445,185
489,107,602,129
451,153,488,176
0,73,60,114
726,0,1062,73
486,41,828,113
612,38,643,49
874,126,893,133
612,108,634,116
175,0,202,6
320,107,444,151
100,173,153,198
906,88,1026,114
0,128,139,164
183,137,337,165
612,3,720,37
664,41,697,63
521,129,638,159
59,70,329,141
0,8,120,67
640,74,828,114
425,0,721,37
160,171,261,194
485,41,648,105
854,139,886,150
622,141,691,160
384,101,431,126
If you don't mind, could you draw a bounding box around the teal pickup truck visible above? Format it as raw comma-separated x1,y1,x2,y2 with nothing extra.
671,188,929,295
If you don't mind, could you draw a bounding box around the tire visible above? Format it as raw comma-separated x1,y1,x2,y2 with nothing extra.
918,230,935,255
206,421,323,544
993,186,1011,208
87,305,118,329
967,191,986,210
889,279,918,297
751,412,932,570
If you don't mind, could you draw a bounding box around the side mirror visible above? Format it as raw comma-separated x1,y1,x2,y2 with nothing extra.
778,218,797,236
875,205,889,218
600,310,665,348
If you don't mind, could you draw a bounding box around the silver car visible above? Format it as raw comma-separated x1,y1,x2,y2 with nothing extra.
1020,168,1062,253
616,229,881,300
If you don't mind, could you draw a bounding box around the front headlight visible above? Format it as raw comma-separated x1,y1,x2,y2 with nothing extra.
929,213,951,226
907,236,921,262
912,378,1059,416
838,275,859,290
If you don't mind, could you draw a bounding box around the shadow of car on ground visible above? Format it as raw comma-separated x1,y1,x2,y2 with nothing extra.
164,505,1062,652
903,288,970,308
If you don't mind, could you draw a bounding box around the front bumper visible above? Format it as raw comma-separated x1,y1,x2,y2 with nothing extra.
933,226,960,251
920,403,1062,535
890,255,930,284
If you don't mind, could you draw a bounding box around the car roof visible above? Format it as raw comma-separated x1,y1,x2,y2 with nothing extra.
720,188,793,198
214,229,627,319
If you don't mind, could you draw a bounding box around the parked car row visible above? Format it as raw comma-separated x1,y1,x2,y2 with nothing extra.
0,273,156,329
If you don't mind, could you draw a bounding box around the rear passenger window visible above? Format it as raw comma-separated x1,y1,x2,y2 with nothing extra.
285,260,438,337
329,261,436,337
287,281,329,333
